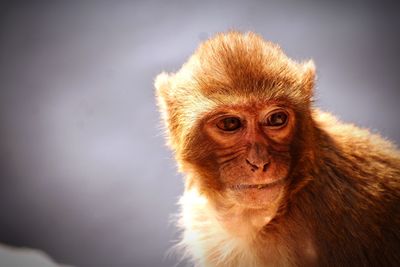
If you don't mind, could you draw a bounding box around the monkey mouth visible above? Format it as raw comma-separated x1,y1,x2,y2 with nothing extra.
230,178,286,191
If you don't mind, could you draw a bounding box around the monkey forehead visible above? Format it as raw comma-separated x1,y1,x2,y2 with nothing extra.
189,32,306,98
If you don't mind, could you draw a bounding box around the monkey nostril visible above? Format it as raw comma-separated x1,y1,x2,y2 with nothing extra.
262,163,269,172
246,159,259,171
246,159,270,172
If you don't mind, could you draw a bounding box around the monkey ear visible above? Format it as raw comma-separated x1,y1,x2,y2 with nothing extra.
155,72,183,151
155,72,171,101
301,60,316,98
154,72,173,124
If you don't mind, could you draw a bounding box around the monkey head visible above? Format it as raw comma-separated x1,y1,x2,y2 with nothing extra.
156,32,316,212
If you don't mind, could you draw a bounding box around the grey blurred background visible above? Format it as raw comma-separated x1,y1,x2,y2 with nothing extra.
0,0,399,266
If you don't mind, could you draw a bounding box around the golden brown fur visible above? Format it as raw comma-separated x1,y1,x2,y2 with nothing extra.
155,32,400,267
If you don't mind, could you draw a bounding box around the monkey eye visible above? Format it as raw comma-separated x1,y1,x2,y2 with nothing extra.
265,111,288,128
216,117,242,132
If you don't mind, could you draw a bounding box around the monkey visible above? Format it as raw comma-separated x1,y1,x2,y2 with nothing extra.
155,32,400,267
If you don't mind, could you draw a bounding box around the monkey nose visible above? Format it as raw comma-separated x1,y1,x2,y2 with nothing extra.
246,159,269,172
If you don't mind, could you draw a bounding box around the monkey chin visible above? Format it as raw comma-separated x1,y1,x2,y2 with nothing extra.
227,177,287,209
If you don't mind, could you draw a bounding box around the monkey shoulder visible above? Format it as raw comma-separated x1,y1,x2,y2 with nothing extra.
312,109,400,171
311,110,400,205
307,110,400,265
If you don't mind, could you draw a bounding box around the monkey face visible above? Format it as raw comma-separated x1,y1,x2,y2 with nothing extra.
155,32,315,210
201,101,296,208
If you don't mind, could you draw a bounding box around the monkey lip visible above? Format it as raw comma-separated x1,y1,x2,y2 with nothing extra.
230,178,286,191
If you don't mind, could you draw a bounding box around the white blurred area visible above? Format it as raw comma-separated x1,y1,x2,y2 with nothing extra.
0,1,398,266
0,244,72,267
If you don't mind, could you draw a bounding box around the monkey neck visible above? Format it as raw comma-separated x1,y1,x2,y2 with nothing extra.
216,202,276,239
179,185,316,266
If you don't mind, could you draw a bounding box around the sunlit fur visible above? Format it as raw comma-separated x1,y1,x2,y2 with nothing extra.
156,32,400,267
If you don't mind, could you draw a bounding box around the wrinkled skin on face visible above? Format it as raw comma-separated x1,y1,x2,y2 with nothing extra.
185,101,297,209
